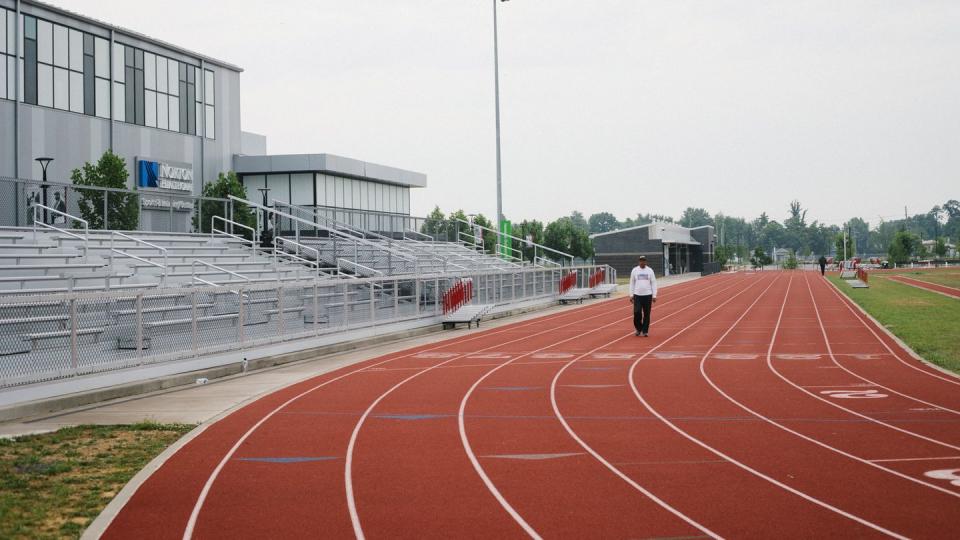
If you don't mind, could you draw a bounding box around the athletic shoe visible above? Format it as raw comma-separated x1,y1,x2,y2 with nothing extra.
642,332,649,337
635,331,641,336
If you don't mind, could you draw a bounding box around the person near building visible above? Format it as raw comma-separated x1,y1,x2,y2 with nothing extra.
629,255,658,337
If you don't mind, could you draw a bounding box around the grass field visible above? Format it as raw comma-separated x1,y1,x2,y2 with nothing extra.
0,422,194,539
828,275,960,374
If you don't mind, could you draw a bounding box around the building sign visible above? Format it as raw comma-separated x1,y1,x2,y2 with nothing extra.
141,197,195,212
138,159,194,192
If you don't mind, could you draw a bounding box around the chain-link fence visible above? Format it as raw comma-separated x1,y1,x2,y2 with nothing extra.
0,177,231,233
0,264,614,389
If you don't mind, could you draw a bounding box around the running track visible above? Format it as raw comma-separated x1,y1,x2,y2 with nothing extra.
883,275,960,299
100,271,960,539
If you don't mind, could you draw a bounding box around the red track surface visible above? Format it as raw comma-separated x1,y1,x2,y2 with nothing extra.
884,275,960,298
102,272,960,539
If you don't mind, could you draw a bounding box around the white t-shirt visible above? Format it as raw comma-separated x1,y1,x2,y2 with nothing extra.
630,265,657,297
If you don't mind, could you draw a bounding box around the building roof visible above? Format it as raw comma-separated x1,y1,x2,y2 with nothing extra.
590,221,702,245
23,0,243,72
233,153,427,188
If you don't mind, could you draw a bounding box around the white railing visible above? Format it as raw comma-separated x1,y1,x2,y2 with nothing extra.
109,231,168,285
337,258,383,277
31,204,89,262
456,218,575,266
191,259,251,287
211,216,256,253
0,264,616,389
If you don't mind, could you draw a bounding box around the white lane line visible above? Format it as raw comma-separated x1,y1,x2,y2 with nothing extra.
456,272,750,539
347,299,633,540
701,274,960,503
629,273,910,538
805,273,960,414
819,273,960,386
870,456,960,463
180,296,618,540
546,272,778,539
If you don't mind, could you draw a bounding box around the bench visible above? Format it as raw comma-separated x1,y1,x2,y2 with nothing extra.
559,288,592,304
24,327,105,350
588,284,618,298
442,304,494,329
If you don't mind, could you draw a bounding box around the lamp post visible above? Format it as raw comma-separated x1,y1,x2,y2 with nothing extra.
35,157,53,225
493,0,508,256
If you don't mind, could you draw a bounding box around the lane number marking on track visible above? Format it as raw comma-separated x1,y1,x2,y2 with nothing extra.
413,352,460,359
820,389,888,399
467,352,513,359
653,352,699,360
924,469,960,487
776,353,822,361
713,353,759,360
592,353,635,360
531,352,576,359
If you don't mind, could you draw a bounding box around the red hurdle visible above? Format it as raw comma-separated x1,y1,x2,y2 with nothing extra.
559,270,578,295
442,278,473,314
588,268,606,288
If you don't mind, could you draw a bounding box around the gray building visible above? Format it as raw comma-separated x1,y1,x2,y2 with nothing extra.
0,0,423,232
592,222,715,277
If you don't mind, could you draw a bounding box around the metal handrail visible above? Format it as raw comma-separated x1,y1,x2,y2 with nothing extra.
211,216,256,253
403,228,433,242
456,218,575,265
109,231,168,285
535,256,561,268
337,258,383,277
32,203,89,262
191,259,251,285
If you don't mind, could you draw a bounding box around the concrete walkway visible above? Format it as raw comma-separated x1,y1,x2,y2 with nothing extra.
0,274,701,438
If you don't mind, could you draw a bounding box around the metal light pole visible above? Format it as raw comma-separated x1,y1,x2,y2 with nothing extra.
35,157,54,225
493,0,508,257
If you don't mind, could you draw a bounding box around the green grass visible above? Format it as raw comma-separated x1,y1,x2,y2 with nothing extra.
828,275,960,374
0,422,194,539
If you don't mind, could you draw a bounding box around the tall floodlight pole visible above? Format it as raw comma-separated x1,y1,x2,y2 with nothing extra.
493,0,506,257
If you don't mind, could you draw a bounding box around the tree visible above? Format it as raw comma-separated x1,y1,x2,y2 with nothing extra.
782,250,799,270
887,230,919,265
421,205,448,239
714,244,734,266
680,207,712,228
544,217,593,261
514,219,545,261
70,150,138,230
568,211,588,233
835,232,854,260
587,212,619,234
934,237,948,258
750,247,771,269
193,171,255,236
846,217,870,255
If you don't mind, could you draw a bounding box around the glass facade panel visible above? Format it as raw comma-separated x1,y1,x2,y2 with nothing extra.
167,59,178,95
6,11,12,53
7,58,13,101
204,69,214,104
113,81,124,121
156,56,167,93
37,63,52,106
53,24,67,67
157,91,168,129
266,174,289,204
68,29,82,70
95,78,109,118
0,10,5,54
144,89,156,127
112,42,124,82
291,174,313,205
144,52,155,89
342,179,352,208
243,175,265,196
359,182,368,211
334,178,343,207
53,66,68,109
204,105,214,139
95,38,108,78
168,95,179,131
37,19,51,64
0,57,5,99
69,70,83,112
352,181,360,210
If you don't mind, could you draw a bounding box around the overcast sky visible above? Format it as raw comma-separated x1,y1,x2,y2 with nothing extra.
57,0,959,227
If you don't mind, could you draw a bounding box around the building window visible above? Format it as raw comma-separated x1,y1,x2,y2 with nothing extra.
0,9,16,100
203,69,215,139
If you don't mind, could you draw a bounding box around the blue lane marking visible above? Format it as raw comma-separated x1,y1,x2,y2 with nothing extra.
373,413,451,421
482,386,542,391
236,457,339,463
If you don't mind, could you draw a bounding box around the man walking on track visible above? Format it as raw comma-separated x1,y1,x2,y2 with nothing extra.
630,255,657,337
818,255,827,276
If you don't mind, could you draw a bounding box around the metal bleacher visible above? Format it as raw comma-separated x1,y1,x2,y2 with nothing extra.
0,200,612,391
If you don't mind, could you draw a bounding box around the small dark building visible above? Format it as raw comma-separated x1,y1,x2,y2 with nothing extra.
592,223,715,277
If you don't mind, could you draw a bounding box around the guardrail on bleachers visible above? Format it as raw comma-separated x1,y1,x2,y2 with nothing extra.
0,264,612,389
109,231,168,285
32,203,89,262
